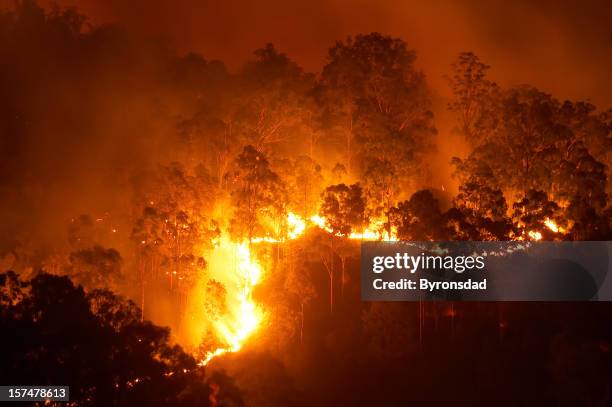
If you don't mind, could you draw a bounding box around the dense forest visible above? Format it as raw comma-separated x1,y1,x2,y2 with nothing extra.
1,1,611,405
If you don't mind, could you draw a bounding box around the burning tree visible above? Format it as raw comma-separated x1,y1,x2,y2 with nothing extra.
229,145,286,244
284,155,324,220
512,189,564,240
130,163,219,324
449,53,610,240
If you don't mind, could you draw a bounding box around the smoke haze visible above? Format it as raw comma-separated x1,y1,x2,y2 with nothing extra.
40,0,612,107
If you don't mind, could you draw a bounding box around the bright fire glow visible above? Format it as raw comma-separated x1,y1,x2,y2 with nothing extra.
348,217,398,241
202,211,565,364
544,218,563,233
201,212,398,365
309,214,327,229
200,238,264,365
528,230,543,241
310,214,398,241
524,218,564,241
287,212,306,239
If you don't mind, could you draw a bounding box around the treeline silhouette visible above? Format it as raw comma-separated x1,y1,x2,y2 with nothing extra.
0,271,244,406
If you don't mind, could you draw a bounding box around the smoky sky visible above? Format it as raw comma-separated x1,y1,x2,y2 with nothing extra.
38,0,612,108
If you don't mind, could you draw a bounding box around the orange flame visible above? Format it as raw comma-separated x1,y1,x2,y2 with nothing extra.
201,212,398,365
527,230,543,241
200,238,264,365
544,218,564,234
524,218,564,241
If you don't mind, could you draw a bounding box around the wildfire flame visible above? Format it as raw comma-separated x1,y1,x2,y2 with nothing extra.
544,218,563,233
200,239,264,365
200,212,398,365
287,212,306,239
526,218,564,241
348,218,398,241
202,211,564,364
527,230,543,241
309,214,398,241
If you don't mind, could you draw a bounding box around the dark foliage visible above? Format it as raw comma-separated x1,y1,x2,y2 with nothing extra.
0,271,243,406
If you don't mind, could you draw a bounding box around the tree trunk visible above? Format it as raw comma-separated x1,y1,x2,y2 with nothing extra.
310,132,314,159
330,238,334,314
300,303,304,344
140,254,145,322
329,270,334,314
341,256,346,299
141,281,145,322
346,116,353,175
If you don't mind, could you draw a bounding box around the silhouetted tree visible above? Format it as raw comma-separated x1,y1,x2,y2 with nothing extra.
229,145,286,243
390,190,446,241
68,245,122,291
448,52,500,144
0,271,245,406
318,33,436,183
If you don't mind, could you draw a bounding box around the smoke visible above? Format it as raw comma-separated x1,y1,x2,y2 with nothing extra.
1,0,609,263
40,0,612,108
0,3,176,259
24,0,608,202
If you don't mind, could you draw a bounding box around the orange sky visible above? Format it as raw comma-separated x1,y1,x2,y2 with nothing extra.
17,0,612,107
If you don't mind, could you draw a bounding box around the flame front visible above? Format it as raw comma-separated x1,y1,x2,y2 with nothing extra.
528,230,543,241
200,212,397,365
544,218,564,234
200,239,264,365
202,212,563,364
310,214,398,241
525,218,564,241
287,212,306,239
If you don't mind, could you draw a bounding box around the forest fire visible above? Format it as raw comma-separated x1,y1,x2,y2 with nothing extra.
202,212,398,364
348,218,399,241
202,211,567,364
1,1,610,405
287,212,307,239
528,230,543,241
544,218,564,234
310,214,398,240
525,218,565,241
201,238,264,365
202,212,308,365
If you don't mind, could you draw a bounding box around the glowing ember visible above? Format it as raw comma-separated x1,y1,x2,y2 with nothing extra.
522,219,564,242
544,218,563,233
528,230,543,241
